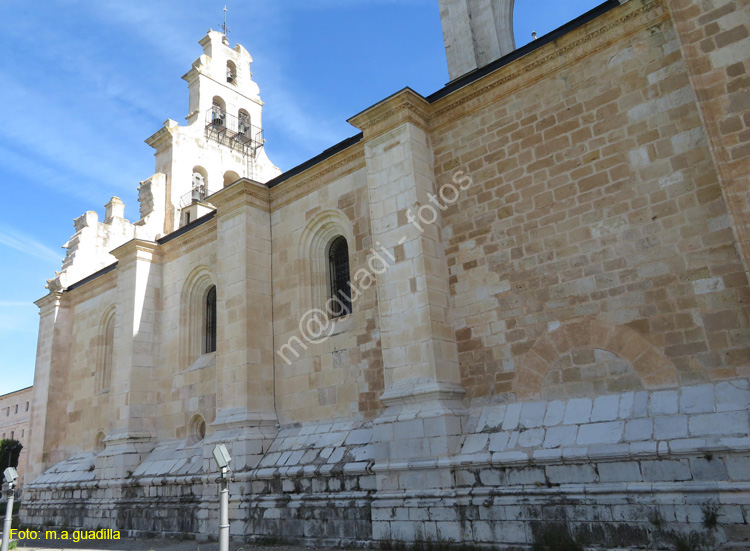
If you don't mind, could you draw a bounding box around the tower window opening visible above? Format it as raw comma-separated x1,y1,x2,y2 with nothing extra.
328,236,352,318
223,171,241,188
226,60,237,84
238,109,251,136
191,166,208,203
211,96,226,127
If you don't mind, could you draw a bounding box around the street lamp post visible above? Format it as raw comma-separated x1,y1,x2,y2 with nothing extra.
1,468,18,551
212,444,232,551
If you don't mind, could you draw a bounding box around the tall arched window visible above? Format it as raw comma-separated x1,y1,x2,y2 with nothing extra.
205,286,217,354
179,267,217,369
97,309,115,392
328,236,352,318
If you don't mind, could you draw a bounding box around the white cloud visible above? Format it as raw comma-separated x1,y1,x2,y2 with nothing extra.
0,76,144,183
0,226,63,264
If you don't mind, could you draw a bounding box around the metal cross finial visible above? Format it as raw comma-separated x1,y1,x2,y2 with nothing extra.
220,5,230,36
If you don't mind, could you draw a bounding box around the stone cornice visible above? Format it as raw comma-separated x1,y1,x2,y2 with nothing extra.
430,0,665,129
34,291,64,313
270,145,366,210
144,120,179,150
211,178,271,214
348,87,433,140
110,239,162,264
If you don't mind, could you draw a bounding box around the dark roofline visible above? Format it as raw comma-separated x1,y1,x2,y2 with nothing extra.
427,0,620,102
66,262,118,292
157,209,217,245
0,386,33,399
266,133,364,189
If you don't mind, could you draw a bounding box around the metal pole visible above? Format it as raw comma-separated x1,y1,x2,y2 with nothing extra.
1,482,15,551
218,467,229,551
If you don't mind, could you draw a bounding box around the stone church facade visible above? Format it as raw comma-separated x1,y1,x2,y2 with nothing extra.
21,0,750,548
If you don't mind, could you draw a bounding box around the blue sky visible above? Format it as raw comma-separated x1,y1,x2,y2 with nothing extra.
0,0,601,396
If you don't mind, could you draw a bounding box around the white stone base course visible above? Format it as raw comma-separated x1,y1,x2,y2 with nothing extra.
21,380,750,548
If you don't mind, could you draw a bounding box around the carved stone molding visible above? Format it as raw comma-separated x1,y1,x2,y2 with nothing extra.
110,239,162,265
348,87,433,140
211,178,271,214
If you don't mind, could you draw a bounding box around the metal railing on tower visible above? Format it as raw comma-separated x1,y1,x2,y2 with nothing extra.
205,108,264,155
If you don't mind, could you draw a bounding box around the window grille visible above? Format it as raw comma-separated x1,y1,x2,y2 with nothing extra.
205,286,217,353
328,236,352,318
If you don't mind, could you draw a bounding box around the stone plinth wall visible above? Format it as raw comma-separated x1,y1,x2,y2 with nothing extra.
21,380,750,548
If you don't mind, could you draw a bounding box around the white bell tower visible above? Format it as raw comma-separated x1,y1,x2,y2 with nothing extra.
145,29,280,233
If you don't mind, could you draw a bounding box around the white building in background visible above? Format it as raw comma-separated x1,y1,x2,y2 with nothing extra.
0,386,33,487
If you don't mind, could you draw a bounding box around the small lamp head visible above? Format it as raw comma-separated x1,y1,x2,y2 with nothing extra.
3,467,18,485
212,444,231,470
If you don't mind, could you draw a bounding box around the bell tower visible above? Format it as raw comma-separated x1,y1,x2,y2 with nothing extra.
145,29,280,233
183,31,263,139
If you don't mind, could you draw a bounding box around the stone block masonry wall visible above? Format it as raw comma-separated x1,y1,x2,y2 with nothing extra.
663,0,750,277
432,0,750,400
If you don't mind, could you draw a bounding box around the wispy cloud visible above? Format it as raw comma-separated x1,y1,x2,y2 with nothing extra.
0,75,148,202
0,226,62,264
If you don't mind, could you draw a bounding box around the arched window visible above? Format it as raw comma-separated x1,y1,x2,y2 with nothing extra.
298,210,355,320
205,285,217,354
223,171,240,188
226,60,237,83
180,267,217,369
211,96,226,127
191,166,208,202
238,109,251,135
97,309,115,392
328,236,352,318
